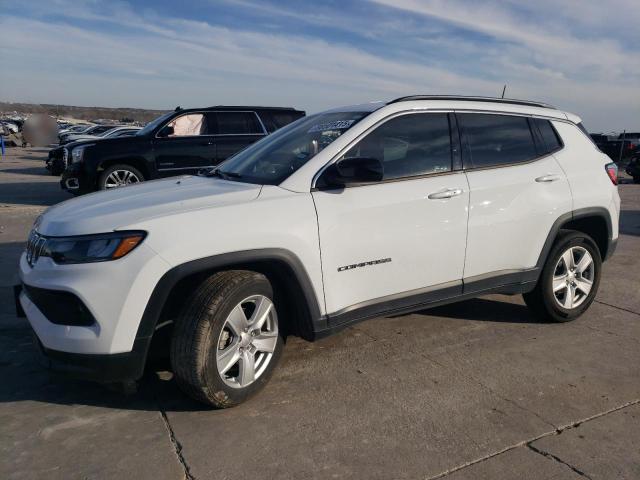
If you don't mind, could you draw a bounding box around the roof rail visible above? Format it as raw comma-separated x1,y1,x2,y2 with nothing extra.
205,105,301,111
388,95,556,109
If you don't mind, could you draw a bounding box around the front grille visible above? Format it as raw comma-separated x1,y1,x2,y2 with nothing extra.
26,230,47,267
62,148,69,168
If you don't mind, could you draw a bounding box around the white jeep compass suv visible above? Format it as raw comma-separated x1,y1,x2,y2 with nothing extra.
17,96,620,408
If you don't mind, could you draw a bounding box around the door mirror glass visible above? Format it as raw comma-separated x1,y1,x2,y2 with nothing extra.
321,156,384,187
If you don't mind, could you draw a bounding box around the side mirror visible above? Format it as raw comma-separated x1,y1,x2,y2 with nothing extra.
158,125,174,137
321,156,384,188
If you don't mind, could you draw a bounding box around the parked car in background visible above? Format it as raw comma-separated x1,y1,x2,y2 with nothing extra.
619,132,640,142
60,106,305,193
62,125,139,144
1,121,20,134
625,146,640,183
589,133,609,151
47,127,142,175
602,139,637,161
60,124,122,145
58,124,93,136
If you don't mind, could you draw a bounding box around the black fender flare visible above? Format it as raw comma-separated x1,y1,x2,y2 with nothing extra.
134,248,323,342
535,207,615,270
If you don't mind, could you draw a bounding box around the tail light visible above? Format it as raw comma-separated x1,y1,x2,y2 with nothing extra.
605,162,618,185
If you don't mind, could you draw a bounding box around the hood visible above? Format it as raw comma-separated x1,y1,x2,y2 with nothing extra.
37,176,262,236
62,138,98,151
64,136,132,151
64,134,99,143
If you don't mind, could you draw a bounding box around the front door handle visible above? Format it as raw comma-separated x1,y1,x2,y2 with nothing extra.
535,174,561,183
428,188,463,200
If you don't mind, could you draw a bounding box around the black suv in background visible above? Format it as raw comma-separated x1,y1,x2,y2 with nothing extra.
48,127,141,175
61,106,305,194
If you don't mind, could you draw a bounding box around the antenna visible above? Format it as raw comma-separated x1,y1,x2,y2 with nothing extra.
501,85,507,99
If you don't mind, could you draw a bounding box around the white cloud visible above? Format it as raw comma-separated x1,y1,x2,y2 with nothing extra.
1,0,638,130
371,0,639,81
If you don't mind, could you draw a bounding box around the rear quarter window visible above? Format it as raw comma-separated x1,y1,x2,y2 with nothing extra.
260,111,305,133
533,118,563,154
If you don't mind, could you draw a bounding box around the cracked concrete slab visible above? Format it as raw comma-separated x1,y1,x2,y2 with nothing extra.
0,324,184,480
363,299,640,428
1,149,639,479
164,335,555,479
436,445,584,480
531,403,640,480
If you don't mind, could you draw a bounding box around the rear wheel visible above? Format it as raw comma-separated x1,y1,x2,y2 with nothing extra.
98,164,144,190
170,271,284,408
524,231,601,322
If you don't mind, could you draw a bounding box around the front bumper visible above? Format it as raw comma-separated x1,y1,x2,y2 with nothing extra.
18,244,170,356
32,327,149,382
60,167,89,192
15,282,151,383
46,149,65,176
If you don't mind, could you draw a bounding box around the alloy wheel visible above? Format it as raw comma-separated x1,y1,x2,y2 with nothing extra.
216,295,279,388
552,246,594,309
104,169,140,188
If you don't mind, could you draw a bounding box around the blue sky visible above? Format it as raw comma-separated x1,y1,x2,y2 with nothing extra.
1,0,638,131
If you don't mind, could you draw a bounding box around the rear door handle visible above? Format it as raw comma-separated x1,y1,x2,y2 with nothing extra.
535,174,561,183
428,188,463,200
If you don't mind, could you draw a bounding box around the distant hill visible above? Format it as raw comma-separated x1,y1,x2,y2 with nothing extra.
0,102,168,123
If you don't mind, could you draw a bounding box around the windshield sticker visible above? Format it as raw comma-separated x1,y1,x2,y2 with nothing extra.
308,120,356,133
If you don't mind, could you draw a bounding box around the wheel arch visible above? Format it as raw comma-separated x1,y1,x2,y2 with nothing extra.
137,249,323,358
537,207,614,269
98,157,150,180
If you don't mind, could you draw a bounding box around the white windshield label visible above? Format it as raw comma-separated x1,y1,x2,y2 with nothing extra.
307,120,356,133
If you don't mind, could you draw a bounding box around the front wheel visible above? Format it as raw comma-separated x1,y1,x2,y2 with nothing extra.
98,164,144,190
633,176,640,184
524,231,601,322
171,271,284,408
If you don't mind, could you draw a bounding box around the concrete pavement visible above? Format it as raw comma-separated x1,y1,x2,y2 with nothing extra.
1,148,638,479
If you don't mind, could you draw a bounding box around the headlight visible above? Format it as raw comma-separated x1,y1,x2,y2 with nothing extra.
29,231,146,265
71,143,94,164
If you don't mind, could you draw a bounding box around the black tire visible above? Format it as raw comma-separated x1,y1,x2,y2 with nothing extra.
633,176,640,184
98,164,144,190
170,271,284,408
524,230,601,322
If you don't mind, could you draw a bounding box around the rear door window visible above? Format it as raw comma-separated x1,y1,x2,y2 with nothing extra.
214,112,263,135
459,113,537,168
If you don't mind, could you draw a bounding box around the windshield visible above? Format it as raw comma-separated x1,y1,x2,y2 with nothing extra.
215,111,369,184
137,111,174,136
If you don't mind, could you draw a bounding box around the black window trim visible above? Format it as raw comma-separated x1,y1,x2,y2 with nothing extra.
311,108,574,190
312,109,461,191
456,111,565,172
154,110,267,139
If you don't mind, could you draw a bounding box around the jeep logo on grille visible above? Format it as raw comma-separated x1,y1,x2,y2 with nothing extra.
25,230,46,267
